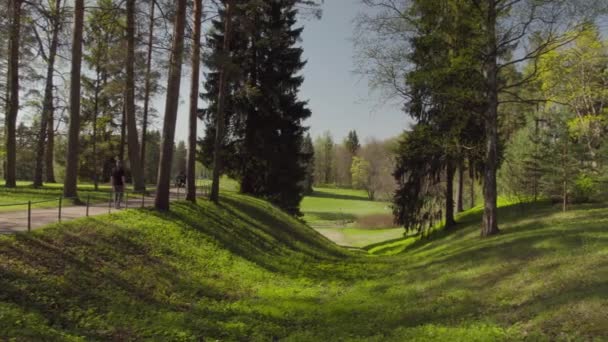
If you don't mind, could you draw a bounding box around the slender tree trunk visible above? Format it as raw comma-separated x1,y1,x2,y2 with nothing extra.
120,100,126,162
45,108,56,182
562,138,568,212
481,0,500,237
5,0,21,188
210,0,234,203
154,0,187,210
92,65,101,191
63,0,85,198
445,160,456,229
140,0,155,182
125,0,145,191
186,0,203,202
33,0,61,188
456,159,464,212
469,159,475,209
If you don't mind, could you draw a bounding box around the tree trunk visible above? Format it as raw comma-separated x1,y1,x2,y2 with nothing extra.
45,108,56,182
33,0,61,188
186,0,203,202
125,0,145,191
210,0,235,203
63,0,85,198
469,158,475,209
562,138,568,213
481,0,500,237
445,160,456,229
92,65,101,191
120,99,126,162
140,0,155,182
5,0,21,188
456,159,464,212
154,0,187,210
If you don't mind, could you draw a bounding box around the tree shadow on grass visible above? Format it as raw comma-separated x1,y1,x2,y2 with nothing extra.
157,199,375,281
308,189,371,202
0,219,259,340
302,211,358,222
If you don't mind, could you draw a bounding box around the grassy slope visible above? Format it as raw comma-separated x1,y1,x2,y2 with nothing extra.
301,187,403,247
1,193,607,341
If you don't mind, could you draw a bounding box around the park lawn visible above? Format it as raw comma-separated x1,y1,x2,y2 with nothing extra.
1,192,606,340
300,187,390,223
0,179,225,213
0,182,115,212
315,227,405,248
301,187,403,247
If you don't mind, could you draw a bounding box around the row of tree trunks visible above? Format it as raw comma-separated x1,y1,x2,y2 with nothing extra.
210,0,235,203
186,0,203,203
5,0,22,188
154,0,188,210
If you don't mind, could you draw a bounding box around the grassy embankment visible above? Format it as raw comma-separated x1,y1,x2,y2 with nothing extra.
1,188,607,340
300,187,403,247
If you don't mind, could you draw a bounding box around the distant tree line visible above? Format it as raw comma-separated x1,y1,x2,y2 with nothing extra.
311,130,397,201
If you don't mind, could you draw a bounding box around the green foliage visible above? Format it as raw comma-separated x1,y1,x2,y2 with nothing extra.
344,130,360,156
199,0,311,214
350,156,371,191
313,131,335,185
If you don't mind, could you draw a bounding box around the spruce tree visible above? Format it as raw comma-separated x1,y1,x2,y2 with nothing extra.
200,0,312,215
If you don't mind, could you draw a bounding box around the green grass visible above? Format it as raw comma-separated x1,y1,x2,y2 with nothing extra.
300,187,403,247
0,182,115,212
1,192,607,340
300,187,390,223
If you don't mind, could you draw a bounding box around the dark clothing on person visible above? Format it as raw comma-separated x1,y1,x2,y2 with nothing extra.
112,167,125,186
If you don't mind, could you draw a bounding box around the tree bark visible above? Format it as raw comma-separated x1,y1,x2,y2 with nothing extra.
456,159,464,212
5,0,21,188
481,0,500,237
445,159,456,229
120,99,126,162
140,0,155,182
186,0,203,203
92,64,101,191
63,0,85,198
125,0,145,191
210,0,235,203
154,0,187,210
45,108,56,182
469,158,475,209
33,0,62,188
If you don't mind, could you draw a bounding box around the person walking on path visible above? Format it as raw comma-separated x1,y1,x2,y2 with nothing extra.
111,160,127,209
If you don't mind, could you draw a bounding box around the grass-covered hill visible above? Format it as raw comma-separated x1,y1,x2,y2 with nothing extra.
1,192,607,341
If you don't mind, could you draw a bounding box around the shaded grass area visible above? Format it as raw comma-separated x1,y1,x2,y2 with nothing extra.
1,193,607,340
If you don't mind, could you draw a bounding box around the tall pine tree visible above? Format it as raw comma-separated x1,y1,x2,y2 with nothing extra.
200,0,312,214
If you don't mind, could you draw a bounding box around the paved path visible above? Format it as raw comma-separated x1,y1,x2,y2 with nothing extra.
0,189,204,234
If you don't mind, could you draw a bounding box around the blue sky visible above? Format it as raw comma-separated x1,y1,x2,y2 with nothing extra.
297,1,409,142
173,1,409,144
